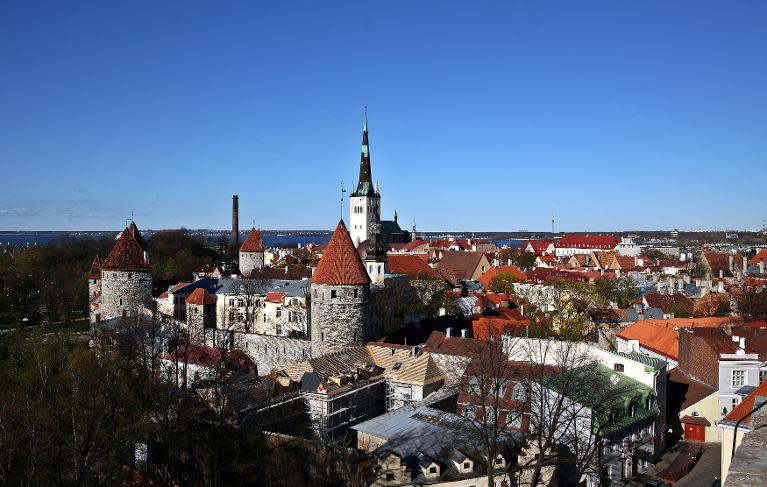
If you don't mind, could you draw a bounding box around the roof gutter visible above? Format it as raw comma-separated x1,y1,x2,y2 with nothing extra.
731,397,767,460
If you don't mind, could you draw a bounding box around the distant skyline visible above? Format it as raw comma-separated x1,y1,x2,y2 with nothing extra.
1,1,766,232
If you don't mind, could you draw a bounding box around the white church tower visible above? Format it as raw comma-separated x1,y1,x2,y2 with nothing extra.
349,108,381,248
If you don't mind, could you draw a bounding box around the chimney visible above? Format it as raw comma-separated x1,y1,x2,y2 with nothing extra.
760,262,765,274
743,256,748,274
461,328,468,338
728,254,734,271
718,280,724,293
719,269,724,279
445,327,453,337
232,194,239,249
677,278,684,291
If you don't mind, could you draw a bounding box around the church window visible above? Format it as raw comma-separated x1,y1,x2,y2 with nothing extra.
354,289,358,298
119,298,122,306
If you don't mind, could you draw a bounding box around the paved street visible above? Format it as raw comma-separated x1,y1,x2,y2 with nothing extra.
629,442,720,487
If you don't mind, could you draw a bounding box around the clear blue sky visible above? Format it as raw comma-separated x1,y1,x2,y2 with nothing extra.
1,1,766,232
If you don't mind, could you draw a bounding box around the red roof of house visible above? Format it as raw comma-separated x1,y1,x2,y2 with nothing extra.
617,317,734,360
186,288,216,305
101,225,151,271
478,265,526,289
386,253,438,278
471,313,529,340
162,344,254,369
240,228,266,252
557,234,620,249
524,239,555,255
401,240,430,252
265,291,286,303
749,249,767,266
88,255,102,279
311,220,370,285
724,380,767,426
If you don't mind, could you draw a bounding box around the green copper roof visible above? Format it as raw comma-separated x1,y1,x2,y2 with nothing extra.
610,350,667,372
539,363,657,436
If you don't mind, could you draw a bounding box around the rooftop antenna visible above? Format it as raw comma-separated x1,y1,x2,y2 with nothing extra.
340,181,347,221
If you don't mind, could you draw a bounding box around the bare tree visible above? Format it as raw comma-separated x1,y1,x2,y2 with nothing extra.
458,335,525,487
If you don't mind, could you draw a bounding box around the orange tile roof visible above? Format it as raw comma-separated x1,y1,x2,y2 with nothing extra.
749,249,767,265
265,291,286,303
88,255,102,279
617,317,734,360
386,253,438,278
478,265,526,289
240,228,266,252
102,225,151,271
186,288,216,305
724,380,767,426
311,220,370,285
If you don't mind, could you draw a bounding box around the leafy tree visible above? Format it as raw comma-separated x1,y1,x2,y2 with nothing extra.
670,303,692,318
488,271,519,295
514,251,536,270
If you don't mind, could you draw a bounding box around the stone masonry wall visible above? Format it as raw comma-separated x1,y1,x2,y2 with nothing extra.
239,251,265,275
310,283,370,357
98,270,152,321
206,331,312,375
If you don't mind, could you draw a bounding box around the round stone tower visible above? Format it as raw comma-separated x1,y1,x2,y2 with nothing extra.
310,220,371,356
97,222,152,322
239,227,266,276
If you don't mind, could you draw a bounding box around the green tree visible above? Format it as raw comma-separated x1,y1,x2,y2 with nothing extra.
514,251,536,270
488,271,519,295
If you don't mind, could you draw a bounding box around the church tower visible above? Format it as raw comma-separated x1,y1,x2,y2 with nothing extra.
310,220,371,356
349,108,381,247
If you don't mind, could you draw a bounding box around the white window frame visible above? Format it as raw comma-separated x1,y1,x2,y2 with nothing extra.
732,369,746,388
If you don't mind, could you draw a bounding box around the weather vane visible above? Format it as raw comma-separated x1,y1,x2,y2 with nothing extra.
340,181,347,221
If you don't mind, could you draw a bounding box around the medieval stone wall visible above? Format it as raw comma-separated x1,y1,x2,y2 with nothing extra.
204,330,312,375
239,251,265,275
98,270,152,321
310,283,370,357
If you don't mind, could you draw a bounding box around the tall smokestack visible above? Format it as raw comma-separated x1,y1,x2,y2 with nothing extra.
232,194,239,249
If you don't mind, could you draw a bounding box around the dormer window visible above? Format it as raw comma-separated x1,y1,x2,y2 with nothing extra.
429,466,437,474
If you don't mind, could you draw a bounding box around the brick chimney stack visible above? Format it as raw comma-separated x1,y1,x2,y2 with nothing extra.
232,194,239,249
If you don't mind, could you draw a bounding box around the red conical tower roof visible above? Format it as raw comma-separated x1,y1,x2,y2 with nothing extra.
88,255,102,279
311,220,370,285
102,224,151,271
128,221,146,251
186,288,216,305
240,228,266,252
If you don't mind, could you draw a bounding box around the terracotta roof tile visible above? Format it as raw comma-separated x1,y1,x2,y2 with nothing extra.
240,228,266,252
88,255,101,279
749,249,767,266
311,220,370,285
557,234,620,249
617,317,734,360
386,253,438,278
723,380,767,426
186,288,216,305
101,225,151,271
478,265,526,288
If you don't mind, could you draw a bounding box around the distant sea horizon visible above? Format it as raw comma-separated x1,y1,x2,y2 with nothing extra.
0,231,526,248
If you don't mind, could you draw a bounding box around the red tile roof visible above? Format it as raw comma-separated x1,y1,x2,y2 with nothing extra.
311,220,370,285
524,239,555,255
557,234,620,249
101,225,151,271
386,253,438,278
265,291,286,303
186,288,216,305
478,265,526,289
240,228,266,252
162,344,254,369
724,380,767,426
88,255,102,279
617,317,734,360
749,249,767,265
